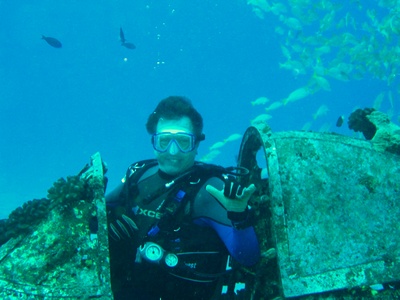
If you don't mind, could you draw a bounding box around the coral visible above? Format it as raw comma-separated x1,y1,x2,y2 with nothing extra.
367,111,400,155
47,175,91,213
0,198,51,246
0,175,90,247
348,108,377,140
348,108,400,155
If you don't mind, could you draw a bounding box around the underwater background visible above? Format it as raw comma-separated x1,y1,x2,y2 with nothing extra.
0,0,398,219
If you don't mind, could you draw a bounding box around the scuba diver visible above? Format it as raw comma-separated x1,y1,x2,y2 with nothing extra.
106,96,260,300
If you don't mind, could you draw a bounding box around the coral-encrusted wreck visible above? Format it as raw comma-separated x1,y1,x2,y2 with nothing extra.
1,109,400,299
0,153,112,299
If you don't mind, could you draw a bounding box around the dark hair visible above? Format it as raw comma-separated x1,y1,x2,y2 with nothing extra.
146,96,205,141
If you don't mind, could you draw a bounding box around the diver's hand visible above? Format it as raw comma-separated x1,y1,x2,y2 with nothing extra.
108,214,138,241
206,182,256,213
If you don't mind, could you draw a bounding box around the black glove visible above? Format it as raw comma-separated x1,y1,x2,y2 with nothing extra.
206,178,255,212
223,176,245,199
108,212,138,241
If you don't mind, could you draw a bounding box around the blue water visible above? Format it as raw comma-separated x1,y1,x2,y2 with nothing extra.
0,0,398,218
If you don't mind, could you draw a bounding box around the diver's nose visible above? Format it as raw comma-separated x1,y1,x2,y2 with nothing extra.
168,141,179,155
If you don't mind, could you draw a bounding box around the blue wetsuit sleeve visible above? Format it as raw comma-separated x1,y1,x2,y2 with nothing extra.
193,217,260,266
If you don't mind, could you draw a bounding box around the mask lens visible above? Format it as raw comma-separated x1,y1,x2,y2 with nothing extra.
174,134,192,151
153,132,195,153
158,135,174,150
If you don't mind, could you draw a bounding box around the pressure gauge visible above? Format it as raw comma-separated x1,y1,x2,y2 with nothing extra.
143,243,163,262
164,253,179,267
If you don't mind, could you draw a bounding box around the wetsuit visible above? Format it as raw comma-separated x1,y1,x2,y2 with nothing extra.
106,162,260,300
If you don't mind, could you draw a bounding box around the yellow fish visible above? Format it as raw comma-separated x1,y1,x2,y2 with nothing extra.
265,101,283,111
209,141,226,151
283,87,311,105
313,105,329,120
251,97,269,106
251,114,272,126
224,133,242,143
201,150,221,163
313,75,331,91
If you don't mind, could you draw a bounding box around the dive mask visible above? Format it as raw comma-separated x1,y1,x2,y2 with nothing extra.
152,131,196,153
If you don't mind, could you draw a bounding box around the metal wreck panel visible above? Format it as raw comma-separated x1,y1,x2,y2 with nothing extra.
266,132,400,298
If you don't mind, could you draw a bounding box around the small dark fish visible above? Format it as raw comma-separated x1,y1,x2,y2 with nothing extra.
121,42,136,49
119,27,127,43
119,27,135,50
41,35,62,48
336,115,344,127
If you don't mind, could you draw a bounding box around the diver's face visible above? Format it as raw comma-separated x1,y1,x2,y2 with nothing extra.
154,117,199,175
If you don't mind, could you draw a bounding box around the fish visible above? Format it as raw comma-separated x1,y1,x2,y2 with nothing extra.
200,150,221,163
251,97,269,106
120,27,127,43
313,104,329,120
302,122,312,131
265,101,283,111
122,42,136,49
336,116,344,127
247,0,400,95
373,92,385,110
251,114,272,126
388,90,394,108
209,141,226,151
41,35,62,48
283,87,311,105
319,123,331,133
224,133,242,143
120,27,136,49
312,74,331,91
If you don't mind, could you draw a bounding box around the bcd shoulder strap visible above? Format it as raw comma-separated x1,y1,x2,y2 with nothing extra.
122,160,248,205
119,159,159,206
121,160,249,217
